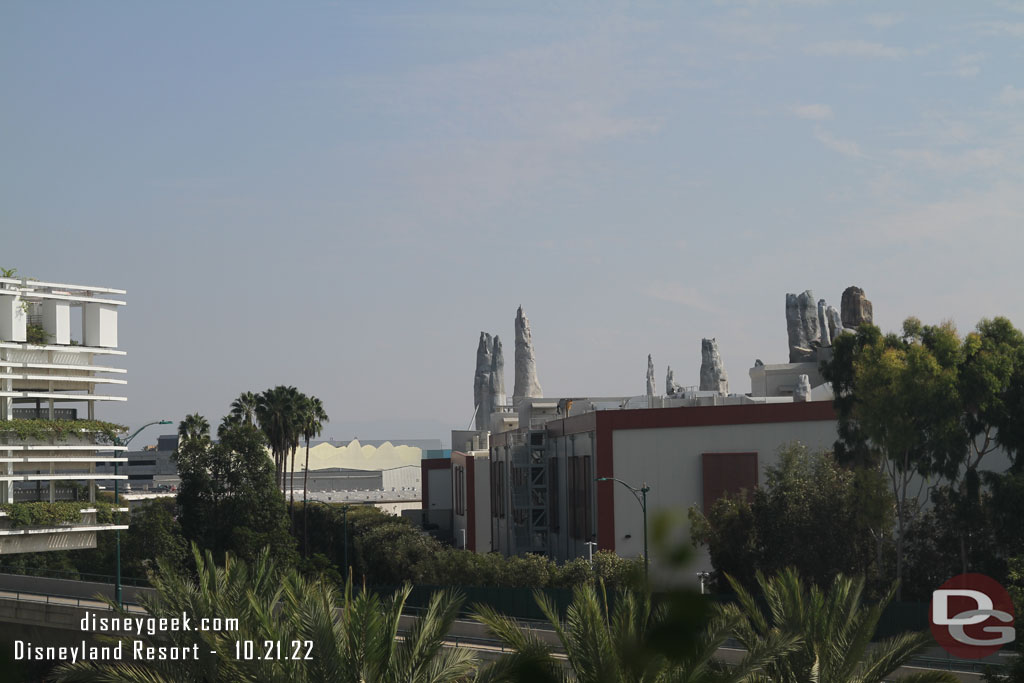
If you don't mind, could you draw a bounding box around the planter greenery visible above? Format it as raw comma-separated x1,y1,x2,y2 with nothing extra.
0,501,124,528
0,418,126,443
25,323,50,345
94,501,123,525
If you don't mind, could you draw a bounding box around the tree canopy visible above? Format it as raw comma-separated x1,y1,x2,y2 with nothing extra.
689,444,890,593
822,316,1024,594
174,419,295,566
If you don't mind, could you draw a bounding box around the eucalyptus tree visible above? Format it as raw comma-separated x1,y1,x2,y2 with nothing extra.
722,569,956,683
300,395,329,555
175,420,294,565
823,320,964,596
824,316,1024,590
948,317,1024,574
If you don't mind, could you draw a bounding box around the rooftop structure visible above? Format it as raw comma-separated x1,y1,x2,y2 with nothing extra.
96,434,179,492
0,276,129,553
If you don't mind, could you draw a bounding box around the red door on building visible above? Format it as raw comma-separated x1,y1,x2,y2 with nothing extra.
701,452,758,512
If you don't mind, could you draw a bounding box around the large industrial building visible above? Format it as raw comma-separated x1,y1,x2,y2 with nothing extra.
0,275,129,553
421,292,894,571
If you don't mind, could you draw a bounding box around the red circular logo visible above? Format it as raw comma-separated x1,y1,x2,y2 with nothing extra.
930,573,1016,659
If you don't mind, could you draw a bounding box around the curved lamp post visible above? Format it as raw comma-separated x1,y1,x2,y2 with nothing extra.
595,477,650,577
110,420,172,605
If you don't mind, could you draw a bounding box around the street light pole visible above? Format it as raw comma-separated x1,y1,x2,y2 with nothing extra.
111,420,172,606
596,477,651,578
342,504,349,581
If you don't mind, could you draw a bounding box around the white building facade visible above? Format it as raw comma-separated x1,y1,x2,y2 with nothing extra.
0,276,129,553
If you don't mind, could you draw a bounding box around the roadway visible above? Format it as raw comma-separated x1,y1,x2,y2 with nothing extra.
0,572,1001,681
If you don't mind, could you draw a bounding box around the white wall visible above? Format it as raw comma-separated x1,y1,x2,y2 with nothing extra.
471,455,490,552
83,303,118,348
0,294,26,342
42,300,71,345
426,467,452,511
382,465,421,491
610,419,839,570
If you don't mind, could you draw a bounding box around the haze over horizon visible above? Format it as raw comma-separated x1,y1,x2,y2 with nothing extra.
4,2,1023,447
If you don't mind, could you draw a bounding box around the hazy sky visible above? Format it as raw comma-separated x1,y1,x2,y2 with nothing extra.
3,2,1023,446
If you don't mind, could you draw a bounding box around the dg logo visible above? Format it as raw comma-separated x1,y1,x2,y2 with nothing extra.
930,573,1016,659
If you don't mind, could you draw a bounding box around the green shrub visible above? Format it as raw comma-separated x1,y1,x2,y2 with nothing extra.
0,501,123,528
551,557,593,587
94,501,123,525
1,502,83,527
25,323,50,345
0,418,126,443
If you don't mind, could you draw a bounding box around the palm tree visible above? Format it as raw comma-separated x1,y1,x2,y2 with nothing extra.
256,385,303,491
474,582,794,683
178,413,210,445
217,413,241,438
325,580,477,683
287,393,308,516
722,569,957,683
231,390,259,426
53,545,476,683
300,395,329,556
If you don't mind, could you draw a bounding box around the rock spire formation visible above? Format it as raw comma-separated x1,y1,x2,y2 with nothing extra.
841,286,873,328
490,335,505,410
786,290,820,362
699,338,728,394
646,355,656,397
786,286,873,360
473,332,495,430
512,306,543,406
826,305,842,344
666,366,682,397
817,299,831,347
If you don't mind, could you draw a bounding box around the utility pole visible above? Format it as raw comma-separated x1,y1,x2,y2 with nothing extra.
111,420,172,606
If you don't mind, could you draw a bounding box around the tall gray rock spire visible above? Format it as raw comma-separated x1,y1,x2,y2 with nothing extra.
473,332,494,430
490,335,506,411
699,338,729,394
786,290,820,362
827,305,843,342
666,365,681,397
841,286,873,329
646,354,656,397
512,306,543,405
817,299,831,347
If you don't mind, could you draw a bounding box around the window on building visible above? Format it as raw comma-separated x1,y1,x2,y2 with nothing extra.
454,465,465,516
567,455,592,540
